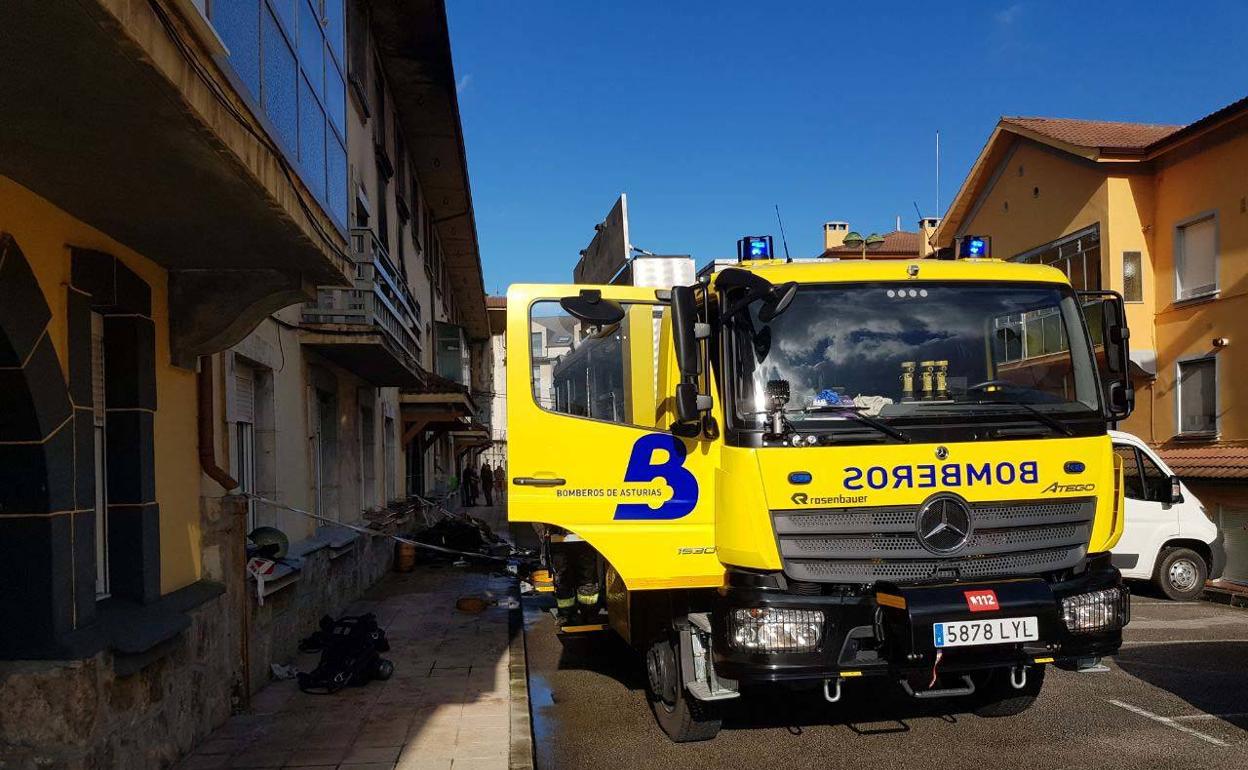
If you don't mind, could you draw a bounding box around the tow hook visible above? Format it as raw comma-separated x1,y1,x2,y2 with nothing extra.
823,677,842,703
1010,665,1028,690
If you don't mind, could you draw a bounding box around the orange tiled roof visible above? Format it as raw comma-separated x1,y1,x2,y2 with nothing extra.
819,230,921,258
1000,116,1182,151
486,295,506,308
1157,444,1248,480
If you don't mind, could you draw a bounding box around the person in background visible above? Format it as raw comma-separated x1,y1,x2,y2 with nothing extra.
480,462,494,507
462,464,479,507
494,462,506,503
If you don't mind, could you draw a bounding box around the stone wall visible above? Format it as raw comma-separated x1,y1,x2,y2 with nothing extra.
0,496,396,769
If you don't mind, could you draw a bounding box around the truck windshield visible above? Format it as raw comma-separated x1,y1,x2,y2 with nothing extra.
729,281,1102,430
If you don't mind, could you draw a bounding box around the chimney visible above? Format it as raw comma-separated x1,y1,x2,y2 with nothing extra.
823,221,849,251
918,217,942,258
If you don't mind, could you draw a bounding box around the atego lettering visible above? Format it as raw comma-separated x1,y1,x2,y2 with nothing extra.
844,461,1039,490
613,434,699,520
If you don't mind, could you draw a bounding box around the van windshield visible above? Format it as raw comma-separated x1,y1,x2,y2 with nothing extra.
729,281,1102,429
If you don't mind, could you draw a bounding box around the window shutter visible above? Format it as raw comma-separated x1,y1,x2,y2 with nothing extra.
1179,217,1217,298
91,312,106,425
233,364,256,425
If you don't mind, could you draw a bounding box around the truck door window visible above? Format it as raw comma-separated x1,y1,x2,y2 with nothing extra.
1113,445,1145,500
529,300,661,429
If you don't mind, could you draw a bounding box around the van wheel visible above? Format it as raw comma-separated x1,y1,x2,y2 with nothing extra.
644,634,721,742
969,664,1045,718
1155,547,1207,601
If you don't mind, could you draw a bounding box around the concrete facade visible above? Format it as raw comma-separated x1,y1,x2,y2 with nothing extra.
0,1,490,768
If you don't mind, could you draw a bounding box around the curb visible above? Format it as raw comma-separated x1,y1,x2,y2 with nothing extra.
508,582,536,770
1202,584,1248,609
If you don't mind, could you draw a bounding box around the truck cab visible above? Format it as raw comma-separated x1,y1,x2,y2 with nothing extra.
1109,430,1225,600
508,255,1135,741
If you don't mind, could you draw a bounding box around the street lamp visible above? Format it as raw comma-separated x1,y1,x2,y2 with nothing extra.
842,231,886,259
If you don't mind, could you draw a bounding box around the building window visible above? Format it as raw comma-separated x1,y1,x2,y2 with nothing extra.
531,332,543,358
1175,214,1218,301
232,362,258,529
1122,251,1143,303
360,404,376,511
1014,225,1101,291
90,312,110,598
383,415,396,503
1177,357,1216,436
314,388,340,519
210,0,348,229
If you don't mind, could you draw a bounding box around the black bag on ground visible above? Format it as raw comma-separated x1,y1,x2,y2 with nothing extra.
296,613,394,693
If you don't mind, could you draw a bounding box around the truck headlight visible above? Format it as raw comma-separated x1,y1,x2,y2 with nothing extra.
1061,586,1130,634
728,608,823,652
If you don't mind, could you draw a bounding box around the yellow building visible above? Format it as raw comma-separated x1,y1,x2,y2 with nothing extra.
933,95,1248,585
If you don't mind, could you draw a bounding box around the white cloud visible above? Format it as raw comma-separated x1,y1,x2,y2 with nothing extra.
456,74,473,93
994,3,1024,25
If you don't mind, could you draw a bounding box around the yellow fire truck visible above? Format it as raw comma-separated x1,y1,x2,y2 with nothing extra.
509,246,1133,741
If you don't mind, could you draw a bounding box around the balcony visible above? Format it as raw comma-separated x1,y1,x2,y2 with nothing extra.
0,1,354,367
301,229,423,387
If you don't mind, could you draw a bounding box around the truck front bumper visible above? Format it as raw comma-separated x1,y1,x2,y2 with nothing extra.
711,552,1128,684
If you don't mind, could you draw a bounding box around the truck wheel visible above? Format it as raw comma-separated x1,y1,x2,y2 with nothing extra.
644,635,721,742
1155,547,1207,601
970,664,1045,718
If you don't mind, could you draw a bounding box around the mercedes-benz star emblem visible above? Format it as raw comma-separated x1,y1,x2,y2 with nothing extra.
916,495,972,554
935,445,949,460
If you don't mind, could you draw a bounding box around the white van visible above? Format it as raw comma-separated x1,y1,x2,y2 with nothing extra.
1110,430,1226,600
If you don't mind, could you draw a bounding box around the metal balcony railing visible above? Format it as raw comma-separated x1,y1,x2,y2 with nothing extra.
302,228,422,366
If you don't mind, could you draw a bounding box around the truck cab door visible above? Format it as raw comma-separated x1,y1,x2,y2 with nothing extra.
506,284,721,590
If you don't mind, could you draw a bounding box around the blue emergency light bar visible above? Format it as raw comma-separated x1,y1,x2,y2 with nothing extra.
737,235,774,261
957,235,991,259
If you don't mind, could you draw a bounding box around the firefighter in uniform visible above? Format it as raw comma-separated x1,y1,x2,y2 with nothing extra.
547,526,600,624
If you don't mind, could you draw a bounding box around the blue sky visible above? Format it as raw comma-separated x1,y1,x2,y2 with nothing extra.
447,1,1248,293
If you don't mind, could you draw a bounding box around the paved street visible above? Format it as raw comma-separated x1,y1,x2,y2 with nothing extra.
523,588,1248,770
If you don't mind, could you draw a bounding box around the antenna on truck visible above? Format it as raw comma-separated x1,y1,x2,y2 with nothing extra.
774,204,792,262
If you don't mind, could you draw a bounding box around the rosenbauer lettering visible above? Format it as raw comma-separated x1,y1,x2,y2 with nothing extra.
843,460,1039,491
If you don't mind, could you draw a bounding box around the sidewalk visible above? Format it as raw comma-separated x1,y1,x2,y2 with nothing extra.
179,505,529,770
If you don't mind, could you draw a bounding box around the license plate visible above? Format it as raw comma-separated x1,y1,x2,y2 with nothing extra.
933,616,1039,648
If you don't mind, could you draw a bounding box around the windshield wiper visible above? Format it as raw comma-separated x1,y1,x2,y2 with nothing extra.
800,406,912,443
969,400,1074,437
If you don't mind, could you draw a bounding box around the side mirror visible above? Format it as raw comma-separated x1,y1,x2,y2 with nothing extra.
675,383,712,423
1080,290,1133,420
759,281,798,323
1167,475,1185,505
671,285,699,378
560,289,625,327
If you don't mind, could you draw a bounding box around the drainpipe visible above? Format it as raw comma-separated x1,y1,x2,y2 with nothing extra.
197,355,238,491
196,354,249,707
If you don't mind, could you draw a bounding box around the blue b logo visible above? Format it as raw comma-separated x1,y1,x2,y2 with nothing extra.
613,434,699,520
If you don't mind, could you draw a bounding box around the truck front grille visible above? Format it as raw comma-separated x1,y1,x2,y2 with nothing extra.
771,498,1095,584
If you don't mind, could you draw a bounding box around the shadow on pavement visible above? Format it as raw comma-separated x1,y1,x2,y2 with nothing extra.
1115,640,1248,732
548,618,1000,734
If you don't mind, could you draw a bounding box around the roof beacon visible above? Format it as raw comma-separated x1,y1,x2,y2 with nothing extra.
737,235,774,262
956,235,992,260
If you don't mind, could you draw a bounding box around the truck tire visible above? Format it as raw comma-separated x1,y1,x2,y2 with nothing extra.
1155,547,1207,601
644,635,721,742
970,664,1045,718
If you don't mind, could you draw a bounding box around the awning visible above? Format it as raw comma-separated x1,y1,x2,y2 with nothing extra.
1156,444,1248,480
399,371,476,442
1129,349,1157,379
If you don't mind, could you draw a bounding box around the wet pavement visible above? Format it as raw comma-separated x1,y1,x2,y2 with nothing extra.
523,585,1248,770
